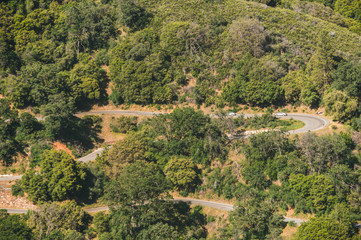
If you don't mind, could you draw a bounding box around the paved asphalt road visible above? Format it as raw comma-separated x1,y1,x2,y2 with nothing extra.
78,110,329,135
78,148,106,162
1,110,325,225
0,111,330,175
2,197,306,225
0,175,22,181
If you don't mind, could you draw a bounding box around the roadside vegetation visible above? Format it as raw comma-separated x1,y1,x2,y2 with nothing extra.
5,107,361,239
2,0,361,239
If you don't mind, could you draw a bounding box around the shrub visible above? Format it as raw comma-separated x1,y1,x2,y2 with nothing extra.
110,116,138,133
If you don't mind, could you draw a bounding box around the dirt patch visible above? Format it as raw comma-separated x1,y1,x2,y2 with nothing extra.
171,192,235,205
0,190,35,210
53,142,75,159
281,224,298,240
202,206,229,238
285,207,311,220
98,115,126,144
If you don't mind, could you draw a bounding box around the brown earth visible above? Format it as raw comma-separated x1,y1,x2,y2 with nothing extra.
0,190,35,210
53,142,75,159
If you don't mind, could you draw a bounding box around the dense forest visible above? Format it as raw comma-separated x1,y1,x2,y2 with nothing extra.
2,0,361,239
2,0,361,119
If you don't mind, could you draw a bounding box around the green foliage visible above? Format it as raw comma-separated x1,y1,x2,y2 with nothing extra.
103,160,207,239
115,0,151,31
288,174,338,213
104,161,170,205
79,163,108,203
299,133,355,174
243,131,295,171
97,128,152,178
148,107,228,165
28,201,91,239
224,54,286,107
295,216,354,240
68,56,109,107
160,21,190,56
306,31,336,93
229,196,286,240
41,95,103,155
0,99,22,165
0,210,32,240
332,59,361,101
11,181,24,197
281,70,307,104
335,0,361,22
164,156,200,191
204,166,240,199
324,89,358,122
110,116,138,133
226,18,269,58
20,149,86,203
65,1,116,53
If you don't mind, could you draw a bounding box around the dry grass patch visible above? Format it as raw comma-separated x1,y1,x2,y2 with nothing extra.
281,224,298,240
202,206,229,238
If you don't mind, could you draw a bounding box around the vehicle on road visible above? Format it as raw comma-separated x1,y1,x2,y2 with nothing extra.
274,112,287,116
228,112,236,116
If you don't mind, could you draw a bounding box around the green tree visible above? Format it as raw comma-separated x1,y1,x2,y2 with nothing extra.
28,201,90,239
281,70,308,104
222,74,247,105
104,161,171,206
335,0,361,22
306,31,336,93
111,56,173,105
332,59,361,102
164,156,199,191
65,1,116,55
295,217,353,240
300,82,320,108
21,149,86,202
288,174,338,213
0,210,32,240
110,116,138,133
16,112,43,143
324,89,358,122
160,21,190,56
68,55,109,107
116,0,151,31
103,160,207,239
0,99,21,165
229,198,285,239
41,93,76,140
97,128,152,178
149,107,228,164
226,18,269,58
298,133,354,173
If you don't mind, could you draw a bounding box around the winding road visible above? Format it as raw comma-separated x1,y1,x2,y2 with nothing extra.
76,112,329,162
2,197,306,225
78,110,329,134
1,110,328,225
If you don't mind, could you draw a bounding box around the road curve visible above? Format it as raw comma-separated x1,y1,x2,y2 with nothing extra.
1,197,306,225
242,113,329,135
1,110,323,225
76,112,328,162
0,112,330,174
78,110,329,134
78,148,105,162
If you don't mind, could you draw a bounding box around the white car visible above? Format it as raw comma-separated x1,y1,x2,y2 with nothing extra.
274,112,287,116
228,112,236,116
